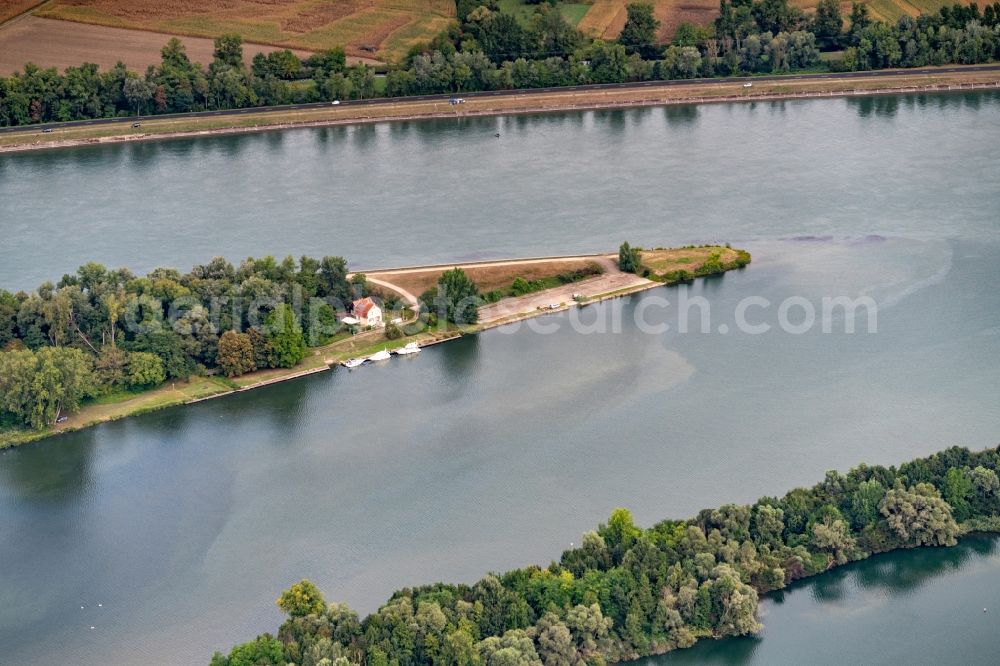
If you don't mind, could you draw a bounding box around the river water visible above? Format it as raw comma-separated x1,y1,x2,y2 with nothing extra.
1,92,999,665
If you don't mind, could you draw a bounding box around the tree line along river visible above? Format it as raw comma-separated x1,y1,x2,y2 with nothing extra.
0,91,999,665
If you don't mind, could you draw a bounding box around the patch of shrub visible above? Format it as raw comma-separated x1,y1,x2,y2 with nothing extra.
385,323,403,340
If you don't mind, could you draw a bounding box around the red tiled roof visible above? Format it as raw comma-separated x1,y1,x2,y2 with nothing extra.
353,297,377,318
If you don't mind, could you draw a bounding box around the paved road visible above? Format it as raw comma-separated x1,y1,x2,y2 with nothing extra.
3,64,999,135
476,255,650,326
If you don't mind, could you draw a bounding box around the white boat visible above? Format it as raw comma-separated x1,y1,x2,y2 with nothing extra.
368,349,391,362
393,342,421,355
342,358,366,368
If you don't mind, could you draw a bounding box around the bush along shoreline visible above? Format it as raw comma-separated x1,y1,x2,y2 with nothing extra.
210,444,1000,666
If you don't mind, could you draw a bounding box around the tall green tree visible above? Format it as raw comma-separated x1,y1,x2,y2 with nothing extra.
0,289,19,347
588,41,630,83
277,579,326,617
618,242,642,273
264,304,306,368
213,34,245,69
879,482,959,547
811,0,844,49
217,330,256,377
619,3,661,58
424,268,480,325
0,347,96,428
126,351,166,389
123,76,154,115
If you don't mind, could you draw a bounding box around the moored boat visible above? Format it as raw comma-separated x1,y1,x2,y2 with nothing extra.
393,342,421,355
342,357,366,368
368,349,391,362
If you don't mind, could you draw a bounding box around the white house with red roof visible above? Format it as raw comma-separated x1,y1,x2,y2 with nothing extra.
352,297,383,328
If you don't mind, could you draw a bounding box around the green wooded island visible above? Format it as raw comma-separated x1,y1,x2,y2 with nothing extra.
0,243,750,448
210,444,1000,666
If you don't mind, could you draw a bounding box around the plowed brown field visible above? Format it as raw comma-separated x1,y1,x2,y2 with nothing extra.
33,0,455,61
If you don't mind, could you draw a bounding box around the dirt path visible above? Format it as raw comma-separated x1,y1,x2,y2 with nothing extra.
361,254,621,314
361,253,651,325
356,274,420,310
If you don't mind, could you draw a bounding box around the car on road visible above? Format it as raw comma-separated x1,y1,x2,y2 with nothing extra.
132,122,141,128
332,100,340,105
743,82,753,88
42,128,53,133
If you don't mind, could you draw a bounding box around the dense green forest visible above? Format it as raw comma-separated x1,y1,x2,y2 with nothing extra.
0,255,362,430
0,254,531,431
1,1,998,126
209,444,1000,666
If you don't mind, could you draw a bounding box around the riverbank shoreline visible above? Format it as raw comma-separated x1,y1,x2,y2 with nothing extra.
1,67,998,154
210,444,1000,666
0,246,747,449
614,524,1000,664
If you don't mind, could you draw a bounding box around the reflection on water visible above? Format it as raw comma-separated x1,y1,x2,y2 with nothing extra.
853,94,900,118
0,429,96,502
439,334,481,379
848,89,999,117
641,535,1000,665
850,534,998,594
662,104,699,125
214,371,314,432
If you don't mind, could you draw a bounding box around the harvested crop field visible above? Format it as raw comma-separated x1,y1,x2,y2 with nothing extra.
792,0,962,22
367,258,607,298
574,0,973,42
0,1,44,24
0,16,341,75
32,0,455,62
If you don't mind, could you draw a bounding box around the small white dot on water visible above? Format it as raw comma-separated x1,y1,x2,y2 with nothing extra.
98,604,102,607
90,626,95,630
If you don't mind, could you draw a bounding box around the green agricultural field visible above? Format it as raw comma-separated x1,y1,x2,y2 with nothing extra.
498,0,593,26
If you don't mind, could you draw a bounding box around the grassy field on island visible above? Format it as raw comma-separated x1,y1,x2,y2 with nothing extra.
640,246,742,277
0,376,232,448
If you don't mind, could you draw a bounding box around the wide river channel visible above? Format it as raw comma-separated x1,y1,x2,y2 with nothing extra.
1,91,999,665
